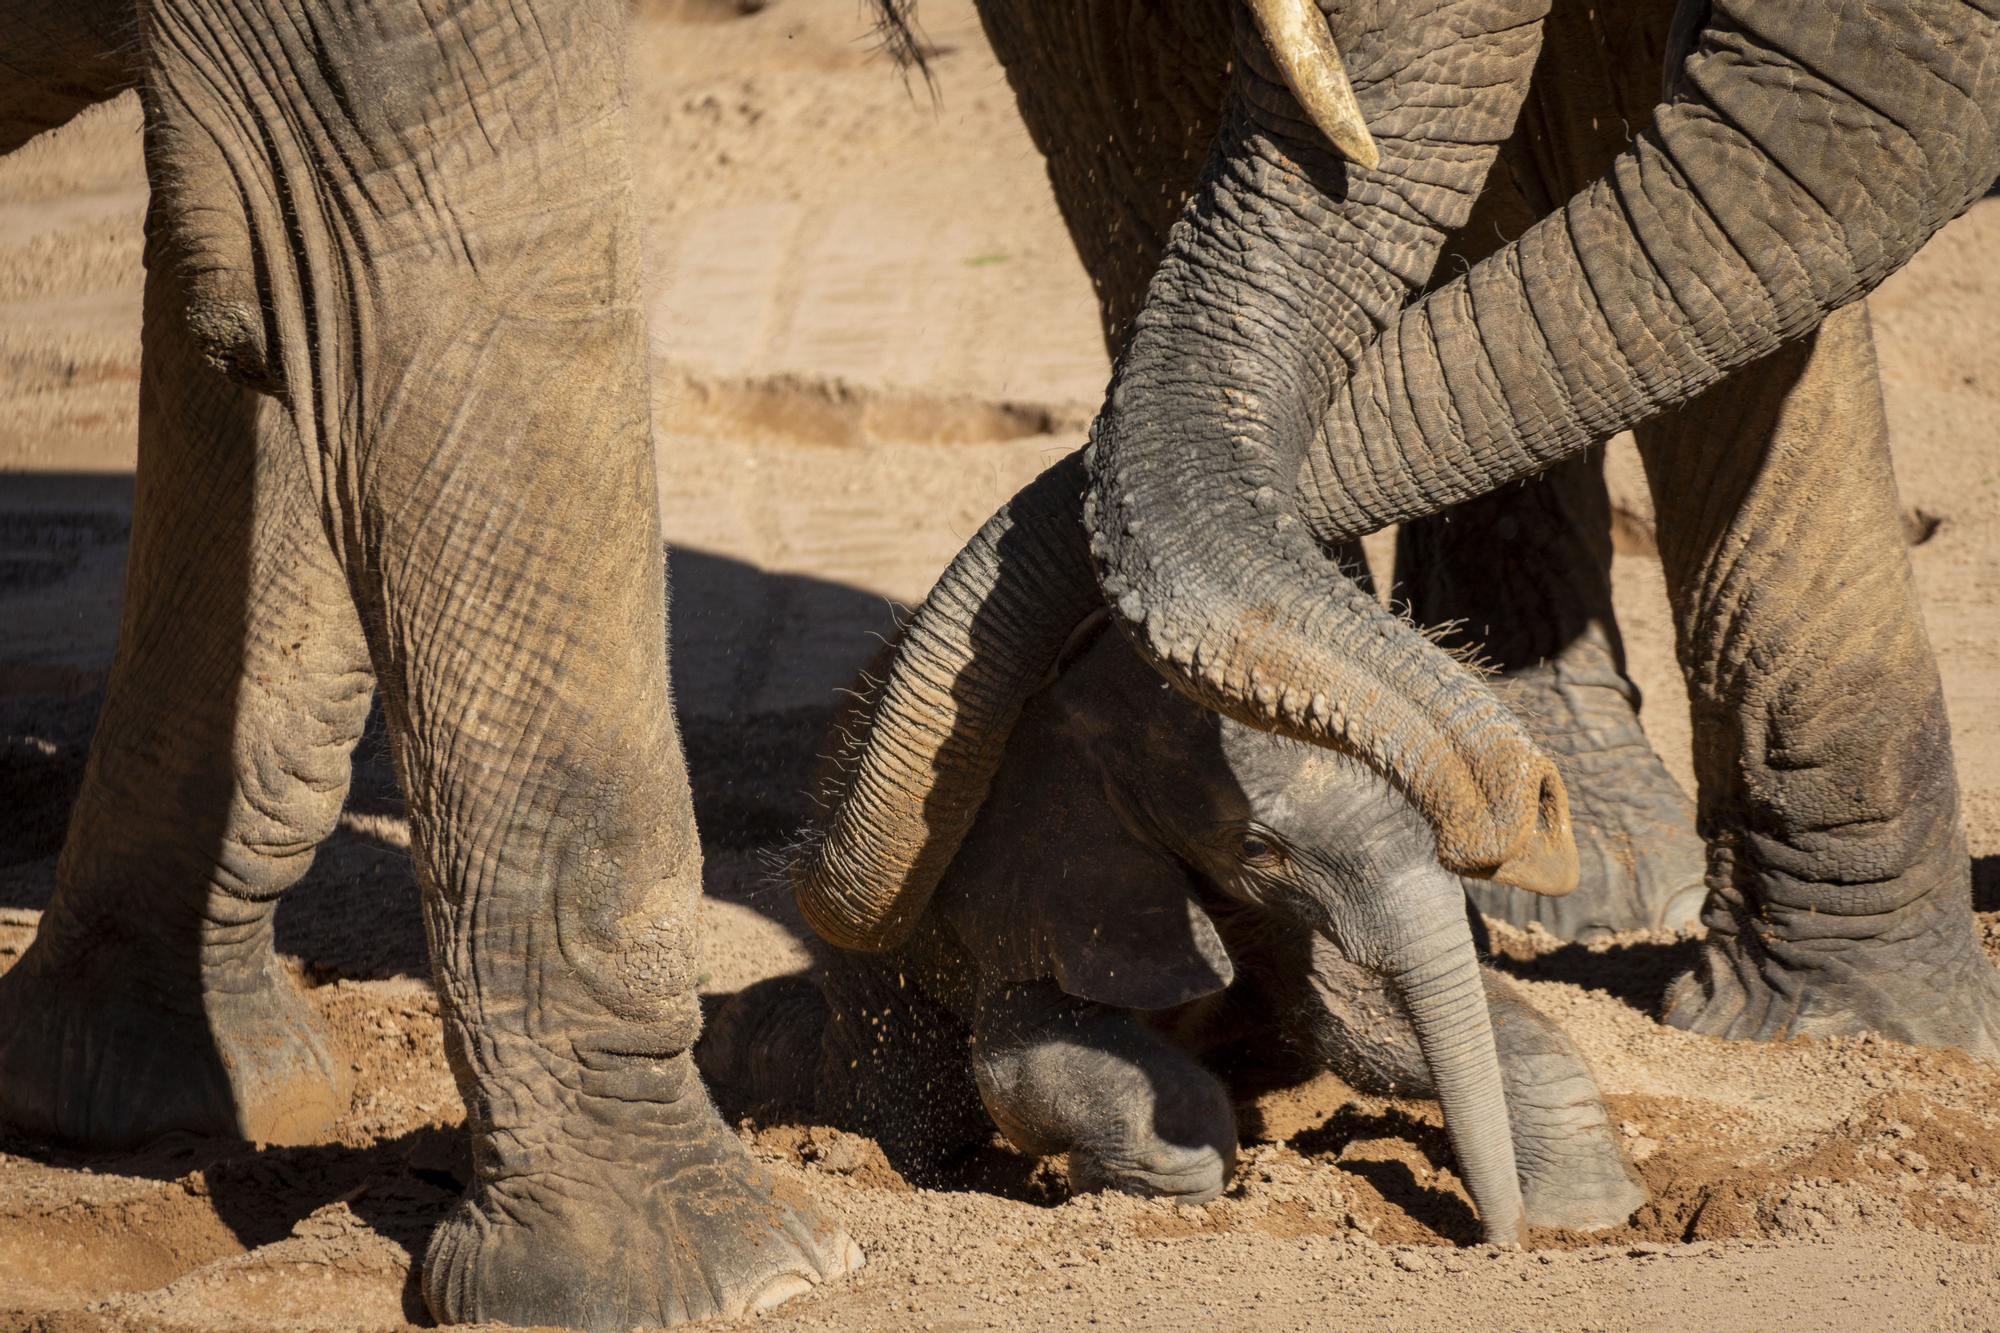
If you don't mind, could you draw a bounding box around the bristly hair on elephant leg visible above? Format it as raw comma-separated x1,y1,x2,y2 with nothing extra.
866,0,934,82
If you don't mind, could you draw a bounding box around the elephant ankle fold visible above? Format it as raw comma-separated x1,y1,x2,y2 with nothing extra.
569,1024,705,1106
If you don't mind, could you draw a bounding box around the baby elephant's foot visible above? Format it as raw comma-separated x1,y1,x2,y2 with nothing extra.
1512,1078,1646,1232
1490,985,1644,1231
423,1052,860,1331
1520,1139,1646,1232
0,925,344,1148
974,983,1237,1206
1070,1133,1233,1204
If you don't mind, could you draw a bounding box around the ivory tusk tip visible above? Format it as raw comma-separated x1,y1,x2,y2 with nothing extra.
1326,121,1381,171
1244,0,1382,171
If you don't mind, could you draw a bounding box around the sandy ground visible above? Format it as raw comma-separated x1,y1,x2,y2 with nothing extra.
2,2,1999,1329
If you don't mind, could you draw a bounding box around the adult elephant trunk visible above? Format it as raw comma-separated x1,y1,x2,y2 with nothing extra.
1093,0,2000,865
1086,0,1576,887
1300,0,2000,534
794,455,1102,949
1360,864,1525,1246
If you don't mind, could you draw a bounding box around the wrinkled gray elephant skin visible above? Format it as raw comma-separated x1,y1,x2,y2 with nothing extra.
739,615,1641,1241
822,0,2000,1055
0,2,858,1327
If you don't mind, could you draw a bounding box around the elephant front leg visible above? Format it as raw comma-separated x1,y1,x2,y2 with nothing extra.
348,377,859,1324
0,279,369,1149
972,980,1237,1204
345,331,859,1326
1292,944,1643,1231
257,235,855,1331
1393,452,1707,940
1636,303,2000,1057
137,0,858,1319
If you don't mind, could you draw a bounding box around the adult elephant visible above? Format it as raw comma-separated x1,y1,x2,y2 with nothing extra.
807,0,2000,1056
0,0,857,1327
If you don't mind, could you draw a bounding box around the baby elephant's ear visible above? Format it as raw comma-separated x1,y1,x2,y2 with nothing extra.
945,801,1236,1012
1036,830,1235,1012
1046,869,1236,1012
938,724,1235,1012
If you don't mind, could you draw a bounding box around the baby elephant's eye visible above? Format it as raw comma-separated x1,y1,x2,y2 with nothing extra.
1236,833,1284,868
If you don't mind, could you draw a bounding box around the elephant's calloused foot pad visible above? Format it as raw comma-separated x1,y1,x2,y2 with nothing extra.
1470,665,1706,941
0,941,345,1148
1664,905,2000,1059
423,1098,862,1330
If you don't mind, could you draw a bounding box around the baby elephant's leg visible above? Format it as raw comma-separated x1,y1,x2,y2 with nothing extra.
1300,947,1643,1231
973,980,1236,1203
1476,972,1646,1230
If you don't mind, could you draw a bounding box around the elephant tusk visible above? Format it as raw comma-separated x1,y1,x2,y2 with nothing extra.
1243,0,1380,170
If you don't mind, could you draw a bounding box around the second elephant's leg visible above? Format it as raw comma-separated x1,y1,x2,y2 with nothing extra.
0,278,372,1148
973,980,1237,1204
1637,304,2000,1056
1394,455,1707,940
973,0,1229,357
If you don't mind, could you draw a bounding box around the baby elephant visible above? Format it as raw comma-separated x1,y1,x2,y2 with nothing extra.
709,613,1644,1240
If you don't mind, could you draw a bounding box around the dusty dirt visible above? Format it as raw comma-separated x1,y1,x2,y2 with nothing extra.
3,2,1999,1329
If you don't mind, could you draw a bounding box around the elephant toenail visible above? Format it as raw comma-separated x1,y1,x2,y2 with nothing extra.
751,1274,815,1311
1658,883,1706,932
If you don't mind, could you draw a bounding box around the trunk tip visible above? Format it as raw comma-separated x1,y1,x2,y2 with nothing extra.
1475,768,1579,898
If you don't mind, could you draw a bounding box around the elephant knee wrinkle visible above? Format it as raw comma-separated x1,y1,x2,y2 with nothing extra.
182,292,279,393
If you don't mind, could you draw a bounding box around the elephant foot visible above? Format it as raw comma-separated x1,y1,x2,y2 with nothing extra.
1070,1136,1233,1204
0,931,344,1148
1471,660,1706,941
1663,885,2000,1059
974,983,1237,1206
423,1057,861,1330
1477,975,1645,1232
1517,1121,1645,1233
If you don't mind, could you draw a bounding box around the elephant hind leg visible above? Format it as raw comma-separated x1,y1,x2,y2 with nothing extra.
1638,303,2000,1057
698,973,834,1116
803,943,991,1180
0,273,372,1149
697,948,992,1182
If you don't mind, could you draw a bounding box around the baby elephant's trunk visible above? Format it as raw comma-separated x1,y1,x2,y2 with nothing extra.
1373,870,1525,1247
